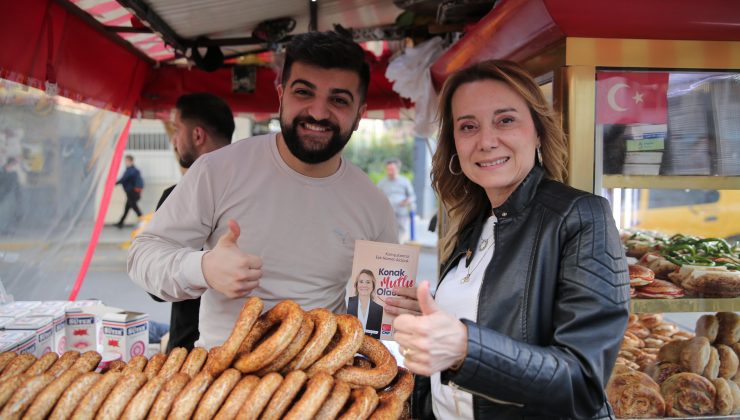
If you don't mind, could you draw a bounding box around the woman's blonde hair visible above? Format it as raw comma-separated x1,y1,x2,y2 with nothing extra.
354,269,377,296
432,60,568,262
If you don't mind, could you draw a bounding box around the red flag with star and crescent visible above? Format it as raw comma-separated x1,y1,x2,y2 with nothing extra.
596,71,669,124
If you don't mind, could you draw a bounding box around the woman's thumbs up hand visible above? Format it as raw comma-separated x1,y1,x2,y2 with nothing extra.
392,281,468,376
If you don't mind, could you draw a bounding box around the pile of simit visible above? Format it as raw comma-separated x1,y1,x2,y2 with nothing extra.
0,297,414,419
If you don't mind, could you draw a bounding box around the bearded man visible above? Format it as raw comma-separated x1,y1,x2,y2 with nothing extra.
150,92,234,351
128,31,420,348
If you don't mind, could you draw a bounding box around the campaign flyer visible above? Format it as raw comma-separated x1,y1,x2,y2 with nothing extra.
347,240,420,341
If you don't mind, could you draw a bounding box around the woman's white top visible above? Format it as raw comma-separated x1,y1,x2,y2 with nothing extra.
357,298,369,330
431,214,496,420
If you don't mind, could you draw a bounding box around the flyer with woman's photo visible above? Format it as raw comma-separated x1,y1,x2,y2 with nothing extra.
346,240,420,341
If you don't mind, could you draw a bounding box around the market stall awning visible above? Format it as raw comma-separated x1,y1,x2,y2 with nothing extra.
431,0,740,89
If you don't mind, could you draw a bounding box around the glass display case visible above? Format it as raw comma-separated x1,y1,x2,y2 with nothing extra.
551,38,740,318
565,39,740,418
591,67,740,314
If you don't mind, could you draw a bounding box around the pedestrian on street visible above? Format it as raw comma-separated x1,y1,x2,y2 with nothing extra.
115,154,144,228
378,158,416,243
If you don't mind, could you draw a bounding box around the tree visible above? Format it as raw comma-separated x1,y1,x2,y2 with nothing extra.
343,120,415,183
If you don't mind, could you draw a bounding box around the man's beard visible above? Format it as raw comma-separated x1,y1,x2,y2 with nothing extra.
280,113,356,164
176,139,197,169
178,152,196,169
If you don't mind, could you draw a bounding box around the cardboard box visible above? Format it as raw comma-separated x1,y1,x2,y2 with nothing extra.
0,316,15,329
0,301,42,312
64,301,106,353
102,311,148,361
6,316,54,356
0,330,36,354
29,301,71,314
5,316,54,356
0,305,33,319
30,304,69,355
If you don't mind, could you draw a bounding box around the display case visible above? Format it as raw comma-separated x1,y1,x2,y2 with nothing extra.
561,39,740,314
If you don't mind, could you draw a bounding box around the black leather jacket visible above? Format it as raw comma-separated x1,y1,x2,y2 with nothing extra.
414,166,630,419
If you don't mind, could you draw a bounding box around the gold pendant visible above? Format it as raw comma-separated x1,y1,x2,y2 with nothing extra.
461,273,470,284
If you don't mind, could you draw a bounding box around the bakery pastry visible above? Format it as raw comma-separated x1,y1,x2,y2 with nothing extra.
644,336,666,349
641,347,659,356
618,350,637,362
732,342,740,358
638,253,679,279
716,312,740,345
672,331,694,340
635,279,685,299
627,325,651,340
651,323,678,337
613,364,636,376
625,241,655,259
636,353,658,372
646,361,685,385
717,344,739,379
638,313,663,329
669,266,740,298
629,265,655,287
680,337,711,374
695,314,720,343
628,314,640,328
615,357,641,372
648,334,673,343
622,331,644,349
714,378,734,415
661,372,716,416
658,339,688,364
607,370,665,418
726,379,740,414
703,346,720,380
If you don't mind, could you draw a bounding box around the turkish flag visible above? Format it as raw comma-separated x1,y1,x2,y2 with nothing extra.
595,71,669,125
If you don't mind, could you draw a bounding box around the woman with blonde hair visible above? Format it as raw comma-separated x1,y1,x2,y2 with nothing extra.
347,269,384,339
394,60,629,419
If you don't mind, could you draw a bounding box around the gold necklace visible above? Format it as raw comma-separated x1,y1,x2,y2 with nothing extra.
462,221,496,284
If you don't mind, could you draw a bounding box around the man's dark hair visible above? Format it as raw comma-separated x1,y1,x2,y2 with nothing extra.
176,93,235,144
281,31,370,103
125,154,134,162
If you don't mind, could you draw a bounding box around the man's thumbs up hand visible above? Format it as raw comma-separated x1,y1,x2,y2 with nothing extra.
203,219,262,298
217,219,241,247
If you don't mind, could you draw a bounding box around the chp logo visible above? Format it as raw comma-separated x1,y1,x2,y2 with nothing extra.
381,323,392,336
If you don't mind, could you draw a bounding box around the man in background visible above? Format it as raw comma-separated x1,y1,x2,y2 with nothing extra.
115,155,144,228
153,92,235,351
378,158,416,243
0,157,22,233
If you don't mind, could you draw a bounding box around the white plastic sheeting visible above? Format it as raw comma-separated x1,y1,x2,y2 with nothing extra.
0,79,128,301
385,37,446,139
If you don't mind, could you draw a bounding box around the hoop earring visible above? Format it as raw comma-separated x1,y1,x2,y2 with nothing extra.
536,146,543,167
448,153,463,175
